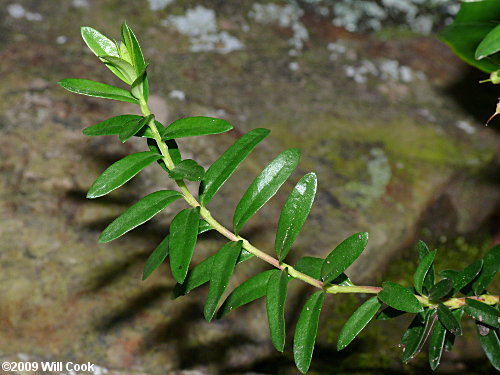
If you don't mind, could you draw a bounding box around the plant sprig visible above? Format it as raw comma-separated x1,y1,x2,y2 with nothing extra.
59,22,500,373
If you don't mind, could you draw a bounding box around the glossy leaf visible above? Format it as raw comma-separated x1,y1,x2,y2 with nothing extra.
83,115,141,136
162,116,233,140
275,173,317,262
452,259,483,294
295,257,352,285
337,296,382,350
444,309,464,352
475,321,500,370
204,241,242,322
200,128,270,205
440,0,500,73
295,257,323,280
147,137,181,172
137,120,166,139
294,291,324,374
80,26,126,82
428,279,454,302
87,151,162,198
476,24,500,59
401,309,434,363
172,249,253,298
217,270,274,318
464,298,500,329
266,269,289,352
99,190,182,243
417,240,435,291
100,55,136,84
233,149,300,234
376,306,406,320
413,250,436,296
473,244,500,295
198,220,213,234
58,78,138,104
168,159,205,181
119,115,152,143
121,21,146,75
142,235,170,280
428,319,446,370
169,207,201,283
437,303,462,336
378,281,423,313
321,232,369,284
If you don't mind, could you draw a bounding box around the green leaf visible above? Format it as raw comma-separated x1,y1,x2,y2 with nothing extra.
204,241,242,322
440,0,500,73
417,240,435,291
377,306,406,320
428,279,454,302
83,115,141,136
162,117,233,140
58,78,138,104
172,248,253,298
80,26,126,82
295,257,352,285
293,291,324,374
337,296,382,350
100,55,137,84
275,173,317,262
428,319,446,370
169,207,201,283
266,269,289,352
475,321,500,371
401,309,434,363
464,298,500,329
81,26,119,57
198,219,213,234
476,24,500,60
142,234,170,280
448,259,483,294
321,232,369,284
199,128,270,205
168,159,205,181
413,250,436,296
439,269,459,280
119,115,152,143
99,190,181,243
217,270,274,319
378,281,423,313
437,303,462,336
121,21,146,75
233,149,300,234
444,308,464,352
473,244,500,295
87,151,162,198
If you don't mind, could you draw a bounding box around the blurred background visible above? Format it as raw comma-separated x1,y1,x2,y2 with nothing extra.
1,0,499,374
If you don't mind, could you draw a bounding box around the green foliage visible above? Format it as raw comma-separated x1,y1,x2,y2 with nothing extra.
59,23,500,374
233,148,300,234
378,281,423,313
441,0,500,74
162,116,233,140
204,241,242,322
86,151,162,198
169,207,200,283
99,190,182,243
275,173,317,262
321,232,368,284
266,269,289,352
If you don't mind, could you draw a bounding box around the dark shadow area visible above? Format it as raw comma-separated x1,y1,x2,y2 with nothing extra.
444,66,500,127
95,286,172,331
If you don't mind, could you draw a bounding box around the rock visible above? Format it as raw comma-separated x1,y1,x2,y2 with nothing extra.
0,1,498,374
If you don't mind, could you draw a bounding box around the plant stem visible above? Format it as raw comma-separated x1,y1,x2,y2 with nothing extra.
139,100,499,308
